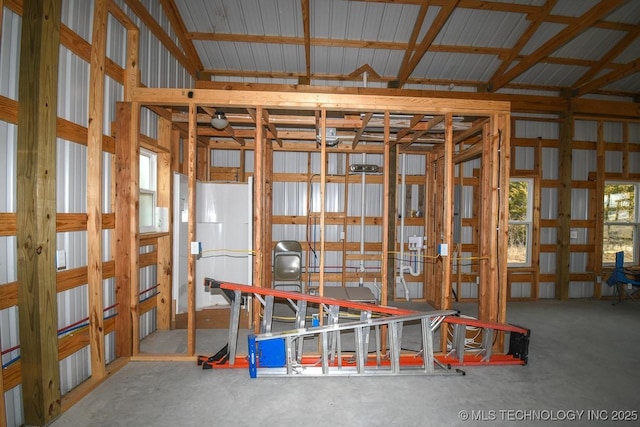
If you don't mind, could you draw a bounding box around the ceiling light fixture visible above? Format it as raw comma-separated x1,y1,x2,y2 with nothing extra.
211,111,229,129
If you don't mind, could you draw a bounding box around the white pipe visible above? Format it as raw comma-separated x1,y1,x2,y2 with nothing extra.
398,154,422,301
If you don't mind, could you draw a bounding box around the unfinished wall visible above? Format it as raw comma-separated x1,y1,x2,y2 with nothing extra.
0,0,192,425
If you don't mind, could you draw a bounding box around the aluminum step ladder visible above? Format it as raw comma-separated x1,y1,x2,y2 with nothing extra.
197,280,530,375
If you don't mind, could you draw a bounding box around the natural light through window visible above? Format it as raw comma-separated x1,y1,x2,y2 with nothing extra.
508,178,533,266
139,148,157,233
603,182,639,264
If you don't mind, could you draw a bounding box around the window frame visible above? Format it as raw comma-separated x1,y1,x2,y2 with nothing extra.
139,148,158,234
507,177,534,267
603,181,640,265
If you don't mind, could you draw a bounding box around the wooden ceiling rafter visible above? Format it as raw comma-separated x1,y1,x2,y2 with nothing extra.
352,112,373,150
410,115,445,144
247,108,284,147
572,25,640,90
573,58,640,97
489,0,627,92
394,0,461,88
301,0,311,84
486,0,558,92
159,0,204,74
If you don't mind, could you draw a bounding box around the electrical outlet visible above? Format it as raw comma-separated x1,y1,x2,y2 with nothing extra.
56,250,66,270
190,241,202,255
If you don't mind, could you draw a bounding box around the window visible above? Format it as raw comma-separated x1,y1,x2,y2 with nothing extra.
508,178,533,266
139,148,157,233
603,182,639,264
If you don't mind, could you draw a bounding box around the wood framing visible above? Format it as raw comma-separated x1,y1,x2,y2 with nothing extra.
87,0,108,381
16,0,63,425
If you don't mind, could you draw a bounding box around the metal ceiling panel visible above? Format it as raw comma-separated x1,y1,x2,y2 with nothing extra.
175,0,302,36
603,72,640,93
311,0,418,42
550,0,600,17
615,38,640,63
434,8,528,48
520,22,567,55
551,27,627,60
413,52,502,82
604,0,640,24
512,62,589,87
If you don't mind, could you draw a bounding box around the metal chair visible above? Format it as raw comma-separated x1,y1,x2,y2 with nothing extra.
606,251,640,305
272,240,303,293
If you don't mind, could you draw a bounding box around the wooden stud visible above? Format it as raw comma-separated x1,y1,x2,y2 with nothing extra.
319,109,327,296
252,106,265,331
441,114,454,310
557,111,573,300
16,0,62,424
87,0,108,380
114,102,138,357
156,116,172,330
382,111,393,305
187,102,197,354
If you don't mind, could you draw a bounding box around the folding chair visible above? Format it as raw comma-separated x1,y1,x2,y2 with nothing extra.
272,240,304,293
606,251,640,305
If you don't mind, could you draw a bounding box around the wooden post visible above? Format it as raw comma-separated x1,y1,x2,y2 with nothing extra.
16,0,62,424
593,120,605,298
383,112,394,305
557,111,573,300
87,0,108,380
319,109,327,296
252,107,265,330
440,114,454,310
157,117,172,330
114,102,139,357
187,102,197,354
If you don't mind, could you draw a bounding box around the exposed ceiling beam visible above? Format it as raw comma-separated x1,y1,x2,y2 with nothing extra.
247,108,284,147
489,0,627,92
394,0,460,88
573,59,640,97
486,0,557,92
301,0,311,83
122,0,197,77
159,0,204,74
393,1,429,88
352,112,373,149
573,25,640,89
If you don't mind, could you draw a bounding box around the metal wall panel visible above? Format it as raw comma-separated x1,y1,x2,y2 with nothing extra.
272,182,307,216
569,281,594,298
511,283,532,299
0,121,17,212
541,147,558,180
57,139,88,213
540,252,556,274
107,14,127,67
0,8,21,100
61,0,94,42
58,47,90,126
514,146,534,169
571,189,589,221
541,187,558,220
630,153,640,174
514,117,559,139
538,282,555,299
572,149,595,180
606,151,623,174
574,120,598,141
211,149,241,168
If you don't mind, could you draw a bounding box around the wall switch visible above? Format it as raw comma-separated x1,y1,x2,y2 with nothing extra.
56,250,66,270
570,230,578,239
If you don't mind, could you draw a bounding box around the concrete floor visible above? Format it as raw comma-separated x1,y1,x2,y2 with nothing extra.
50,299,640,427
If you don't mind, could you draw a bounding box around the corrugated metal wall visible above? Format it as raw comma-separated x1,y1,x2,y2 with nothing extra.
0,1,193,425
